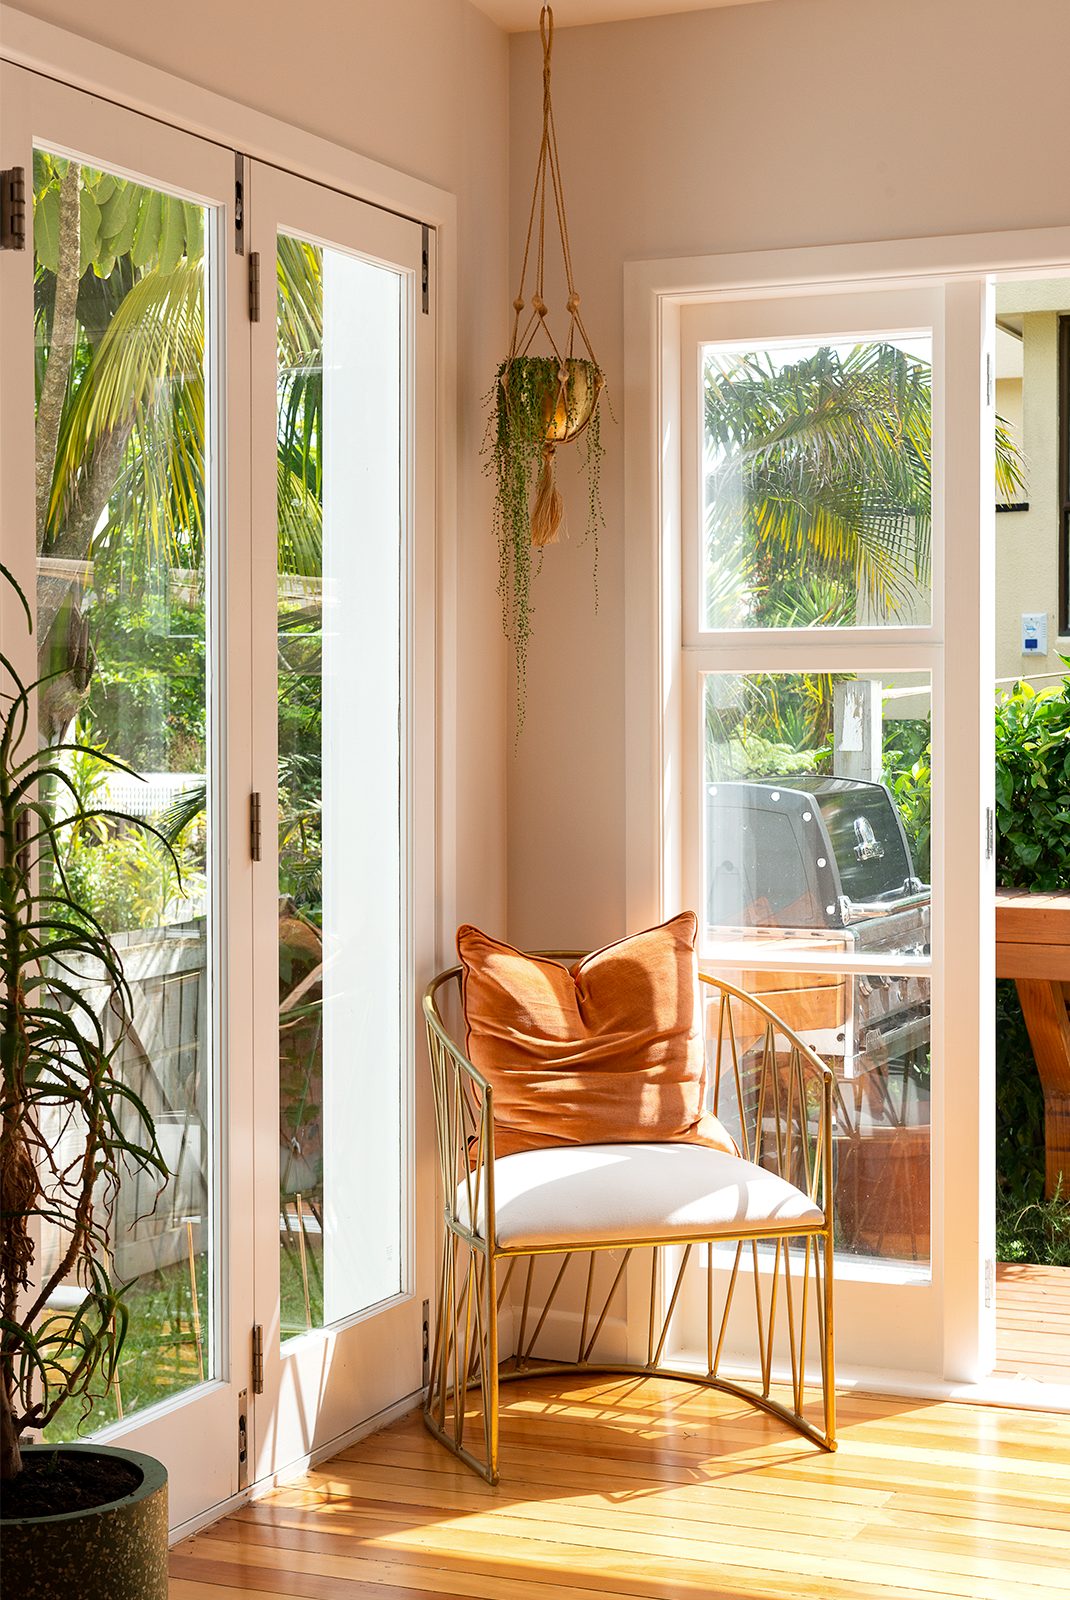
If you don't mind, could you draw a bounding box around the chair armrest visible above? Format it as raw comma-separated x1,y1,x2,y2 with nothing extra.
699,969,836,1222
423,968,496,1246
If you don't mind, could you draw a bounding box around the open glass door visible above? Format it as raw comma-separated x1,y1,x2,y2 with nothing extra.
248,163,435,1479
0,64,253,1528
672,282,996,1384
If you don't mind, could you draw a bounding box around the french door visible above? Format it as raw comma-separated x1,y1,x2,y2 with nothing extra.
667,282,996,1383
0,63,435,1530
247,163,435,1479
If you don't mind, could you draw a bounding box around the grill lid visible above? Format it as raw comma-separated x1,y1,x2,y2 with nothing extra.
706,776,926,932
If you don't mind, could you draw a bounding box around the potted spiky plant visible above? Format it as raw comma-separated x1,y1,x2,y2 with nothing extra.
0,563,170,1598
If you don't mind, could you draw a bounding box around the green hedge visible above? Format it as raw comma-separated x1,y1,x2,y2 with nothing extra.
994,668,1070,1264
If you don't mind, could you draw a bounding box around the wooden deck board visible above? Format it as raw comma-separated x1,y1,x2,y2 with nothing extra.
170,1374,1070,1600
995,1261,1070,1385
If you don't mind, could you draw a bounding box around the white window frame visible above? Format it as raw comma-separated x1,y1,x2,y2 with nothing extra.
623,228,1070,1394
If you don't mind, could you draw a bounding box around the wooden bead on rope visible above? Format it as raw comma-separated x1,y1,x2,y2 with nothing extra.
532,294,548,317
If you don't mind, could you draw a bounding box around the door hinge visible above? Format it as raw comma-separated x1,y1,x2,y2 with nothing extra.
421,1298,430,1388
234,152,245,255
985,805,995,861
249,791,262,861
421,224,430,315
248,250,261,322
1,167,27,251
237,1387,250,1489
251,1324,264,1394
984,1258,995,1309
986,351,993,407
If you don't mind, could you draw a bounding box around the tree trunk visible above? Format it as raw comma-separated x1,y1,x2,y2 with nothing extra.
36,420,132,652
35,161,82,554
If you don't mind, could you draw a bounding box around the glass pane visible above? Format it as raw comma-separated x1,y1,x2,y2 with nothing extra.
703,671,932,960
33,151,215,1434
701,336,933,629
710,969,932,1267
277,233,404,1339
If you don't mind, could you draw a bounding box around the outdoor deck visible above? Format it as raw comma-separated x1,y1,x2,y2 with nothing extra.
995,1261,1070,1386
170,1374,1070,1600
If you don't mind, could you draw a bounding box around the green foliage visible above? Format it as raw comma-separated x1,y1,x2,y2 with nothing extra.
704,343,935,623
994,668,1070,890
882,717,931,879
55,735,203,935
1,565,170,1473
995,980,1047,1208
996,1181,1070,1267
992,670,1070,1263
484,355,604,732
703,341,1022,631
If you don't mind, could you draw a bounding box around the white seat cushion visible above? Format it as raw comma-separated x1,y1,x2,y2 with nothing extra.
456,1142,823,1250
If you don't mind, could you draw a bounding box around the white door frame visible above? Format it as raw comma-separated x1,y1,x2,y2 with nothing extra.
623,227,1070,1392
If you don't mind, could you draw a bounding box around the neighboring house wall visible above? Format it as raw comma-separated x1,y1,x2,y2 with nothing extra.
994,281,1070,691
5,0,512,943
507,0,1070,949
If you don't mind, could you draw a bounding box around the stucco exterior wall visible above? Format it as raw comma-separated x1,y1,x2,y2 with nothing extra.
994,282,1070,693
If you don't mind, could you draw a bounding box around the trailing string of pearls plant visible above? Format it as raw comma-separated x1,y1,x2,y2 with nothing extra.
484,4,606,734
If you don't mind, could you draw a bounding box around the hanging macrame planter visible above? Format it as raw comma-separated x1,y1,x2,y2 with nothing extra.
486,5,606,729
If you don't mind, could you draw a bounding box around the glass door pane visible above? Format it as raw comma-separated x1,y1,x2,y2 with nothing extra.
32,148,217,1435
701,333,934,631
276,234,404,1339
701,668,934,1269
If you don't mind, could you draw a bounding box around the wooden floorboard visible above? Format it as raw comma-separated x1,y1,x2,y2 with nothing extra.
170,1375,1070,1600
995,1261,1070,1384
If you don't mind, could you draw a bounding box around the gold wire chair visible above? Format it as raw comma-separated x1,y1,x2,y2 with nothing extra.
422,960,837,1483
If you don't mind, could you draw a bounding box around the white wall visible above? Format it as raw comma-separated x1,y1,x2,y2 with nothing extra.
507,0,1070,949
6,0,512,943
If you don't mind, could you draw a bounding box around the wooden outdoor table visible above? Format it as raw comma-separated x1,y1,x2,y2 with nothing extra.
995,887,1070,1197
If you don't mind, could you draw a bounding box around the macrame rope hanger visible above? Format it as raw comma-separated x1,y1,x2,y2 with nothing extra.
507,4,603,546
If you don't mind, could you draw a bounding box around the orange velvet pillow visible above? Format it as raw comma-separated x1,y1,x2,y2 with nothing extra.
456,912,737,1160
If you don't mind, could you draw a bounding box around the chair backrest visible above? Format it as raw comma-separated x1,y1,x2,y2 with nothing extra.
422,960,835,1229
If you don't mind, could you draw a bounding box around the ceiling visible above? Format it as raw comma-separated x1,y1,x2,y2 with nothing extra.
472,0,776,32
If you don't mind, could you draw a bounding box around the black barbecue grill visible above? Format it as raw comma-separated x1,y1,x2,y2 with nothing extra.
705,774,930,957
706,774,933,1261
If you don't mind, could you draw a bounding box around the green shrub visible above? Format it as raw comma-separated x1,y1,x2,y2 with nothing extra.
995,979,1046,1206
994,667,1070,890
996,1182,1070,1268
993,666,1070,1265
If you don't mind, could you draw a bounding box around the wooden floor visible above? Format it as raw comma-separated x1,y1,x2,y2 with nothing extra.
995,1261,1070,1385
170,1371,1070,1600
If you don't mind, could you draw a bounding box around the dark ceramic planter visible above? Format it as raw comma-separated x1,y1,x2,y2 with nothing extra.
0,1443,168,1600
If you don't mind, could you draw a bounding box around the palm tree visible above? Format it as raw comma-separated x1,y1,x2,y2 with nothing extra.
703,341,1023,628
33,156,323,739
